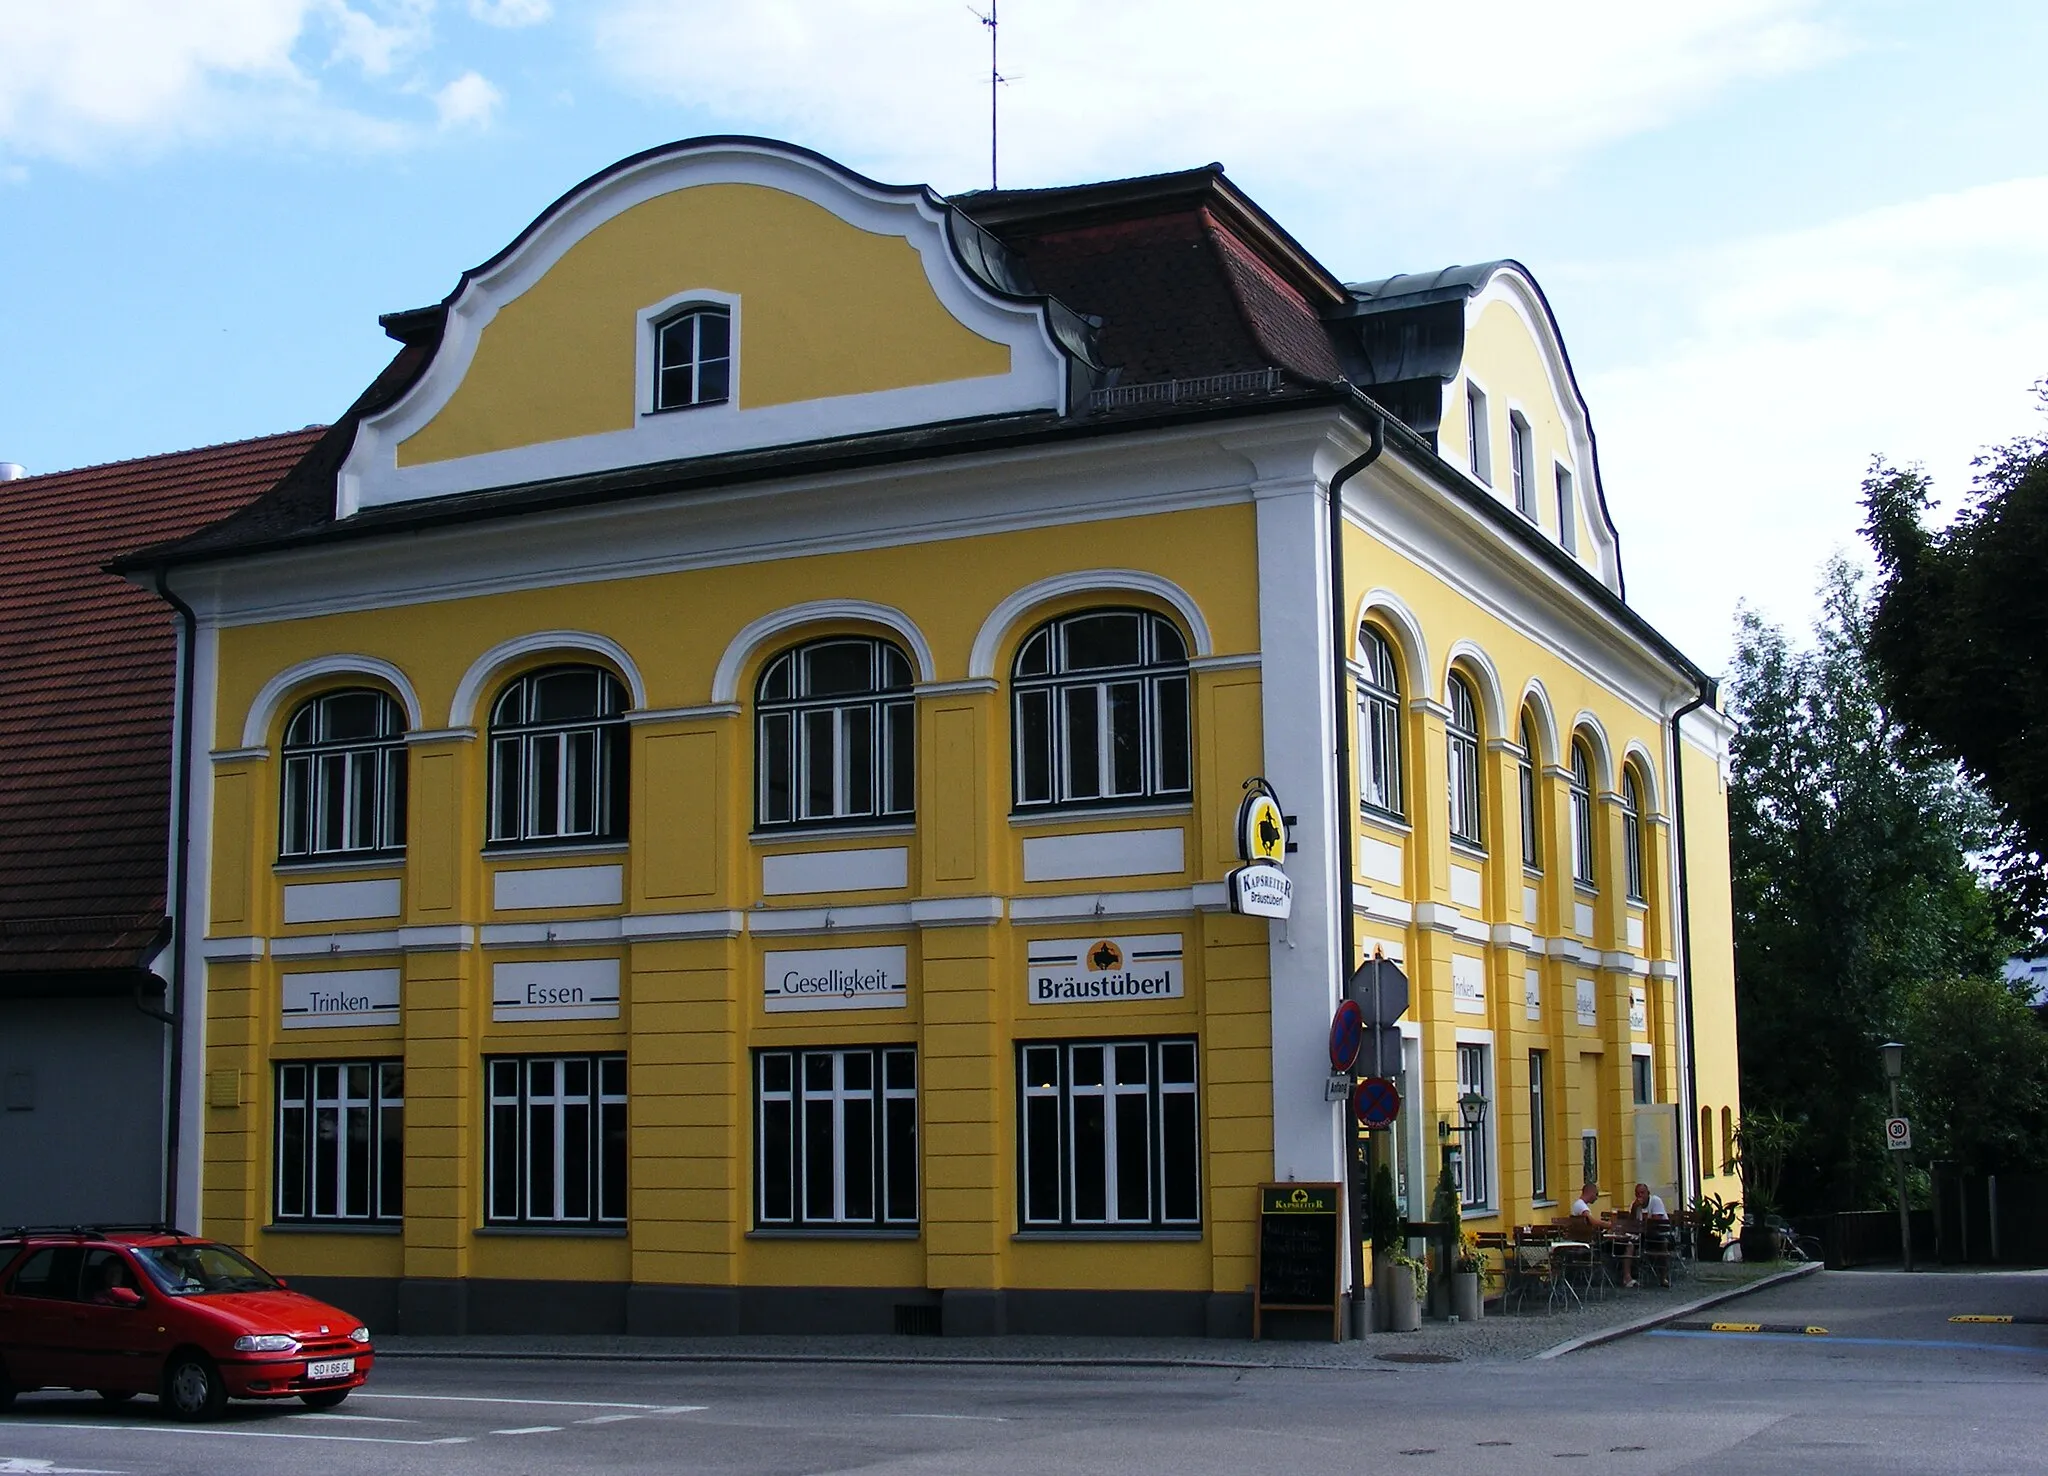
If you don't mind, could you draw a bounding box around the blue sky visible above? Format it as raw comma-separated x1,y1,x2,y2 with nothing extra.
3,0,2043,671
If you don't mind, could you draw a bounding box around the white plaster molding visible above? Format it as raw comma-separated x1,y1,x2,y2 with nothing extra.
621,910,745,941
240,654,425,748
1188,653,1261,674
1409,697,1453,721
1413,902,1463,935
1647,959,1680,981
910,896,1006,927
1353,587,1432,700
1007,883,1225,924
747,901,914,935
915,679,999,697
480,918,626,947
209,747,270,764
405,726,477,746
399,925,475,952
271,930,403,960
1601,950,1651,977
968,570,1214,678
1569,711,1615,790
1444,639,1508,737
710,599,938,703
627,703,741,725
1620,738,1664,813
449,630,648,727
1517,679,1560,764
199,936,265,962
1490,923,1536,951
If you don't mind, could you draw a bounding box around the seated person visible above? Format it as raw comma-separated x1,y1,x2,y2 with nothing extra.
1619,1183,1672,1288
1565,1181,1601,1240
87,1255,141,1306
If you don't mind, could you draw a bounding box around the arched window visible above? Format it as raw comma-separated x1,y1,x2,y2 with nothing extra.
1518,712,1541,872
1569,739,1595,887
1720,1107,1736,1177
1699,1106,1714,1177
1357,626,1403,817
1012,609,1188,810
1447,672,1482,848
488,665,628,847
653,304,731,411
756,637,914,828
1622,767,1646,903
280,689,406,860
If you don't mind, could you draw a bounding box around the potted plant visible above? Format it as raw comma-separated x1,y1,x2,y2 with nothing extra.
1385,1250,1426,1332
1689,1192,1739,1262
1428,1160,1462,1319
1450,1229,1485,1322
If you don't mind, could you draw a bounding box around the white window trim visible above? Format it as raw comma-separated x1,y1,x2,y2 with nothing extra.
1554,459,1579,555
1506,406,1536,522
635,288,741,419
1464,377,1493,488
1453,1027,1497,1213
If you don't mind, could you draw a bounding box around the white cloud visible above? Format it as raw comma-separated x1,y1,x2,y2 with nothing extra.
434,68,502,128
0,0,439,160
469,0,550,26
1582,177,2048,672
592,0,1844,194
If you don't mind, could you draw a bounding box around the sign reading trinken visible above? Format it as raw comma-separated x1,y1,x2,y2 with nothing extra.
493,959,622,1022
764,946,908,1012
282,968,400,1029
1026,934,1184,1005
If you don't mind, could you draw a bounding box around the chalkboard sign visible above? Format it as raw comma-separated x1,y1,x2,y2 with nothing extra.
1253,1182,1343,1341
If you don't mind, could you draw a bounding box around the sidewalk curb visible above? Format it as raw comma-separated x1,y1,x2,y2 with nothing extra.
1530,1260,1825,1361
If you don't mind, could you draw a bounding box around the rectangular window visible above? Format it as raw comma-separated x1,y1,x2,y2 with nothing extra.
275,1060,402,1225
1555,464,1578,553
1633,1054,1654,1106
1582,1130,1599,1189
1456,1043,1491,1209
1509,412,1534,519
1359,691,1402,816
1571,785,1595,886
484,1054,627,1226
1466,382,1491,485
754,1046,918,1229
1018,1037,1199,1231
1625,809,1645,902
1528,1050,1549,1201
1448,727,1481,847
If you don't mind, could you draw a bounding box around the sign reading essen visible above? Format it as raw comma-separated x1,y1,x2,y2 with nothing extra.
492,959,622,1022
282,969,400,1029
763,945,909,1012
1026,934,1183,1005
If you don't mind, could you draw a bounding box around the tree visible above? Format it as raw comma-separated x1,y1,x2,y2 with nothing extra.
1727,557,2016,1213
1863,405,2048,929
1901,974,2048,1177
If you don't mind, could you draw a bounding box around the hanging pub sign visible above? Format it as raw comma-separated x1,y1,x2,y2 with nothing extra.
1228,777,1294,920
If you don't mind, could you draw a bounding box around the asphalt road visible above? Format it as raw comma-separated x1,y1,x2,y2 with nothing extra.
3,1269,2043,1476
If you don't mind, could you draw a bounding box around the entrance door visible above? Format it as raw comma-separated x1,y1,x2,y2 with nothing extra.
68,1248,160,1393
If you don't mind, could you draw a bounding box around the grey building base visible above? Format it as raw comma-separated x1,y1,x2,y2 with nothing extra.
295,1277,1253,1340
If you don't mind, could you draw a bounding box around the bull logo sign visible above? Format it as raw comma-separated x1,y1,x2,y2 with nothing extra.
1229,777,1294,920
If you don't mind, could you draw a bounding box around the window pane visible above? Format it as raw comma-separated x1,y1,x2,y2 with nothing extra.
842,705,874,816
880,646,911,690
1014,628,1051,677
599,1098,627,1221
1161,1093,1199,1222
803,1099,835,1220
282,757,310,855
697,308,729,360
566,730,597,835
761,712,793,824
384,747,407,848
490,1103,520,1220
528,1101,557,1219
761,1097,794,1223
803,641,873,697
1072,1094,1107,1222
804,1052,834,1093
1062,612,1142,671
532,734,563,838
278,1098,306,1219
802,709,836,818
563,1102,591,1220
343,1101,372,1218
885,702,914,815
1114,1095,1150,1221
1160,1041,1196,1085
884,1096,917,1223
313,1106,338,1218
532,669,603,723
491,737,522,840
1071,1045,1104,1088
843,1096,875,1222
1023,1094,1061,1224
1106,682,1143,796
762,1052,792,1095
759,653,793,703
1062,685,1100,800
1154,676,1189,793
1018,689,1052,805
379,1095,403,1221
1151,619,1186,666
317,752,347,851
841,1051,872,1092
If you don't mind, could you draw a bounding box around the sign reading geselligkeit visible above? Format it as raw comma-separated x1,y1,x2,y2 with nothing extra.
1026,934,1184,1006
282,968,400,1029
764,946,909,1012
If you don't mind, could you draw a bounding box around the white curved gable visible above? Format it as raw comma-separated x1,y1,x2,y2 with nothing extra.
338,141,1073,517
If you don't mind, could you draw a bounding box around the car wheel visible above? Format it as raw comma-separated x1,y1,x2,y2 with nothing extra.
160,1354,227,1422
299,1389,350,1410
97,1390,138,1405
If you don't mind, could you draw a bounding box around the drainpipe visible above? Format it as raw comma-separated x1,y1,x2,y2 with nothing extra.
154,566,199,1231
1328,401,1385,1336
1668,682,1712,1205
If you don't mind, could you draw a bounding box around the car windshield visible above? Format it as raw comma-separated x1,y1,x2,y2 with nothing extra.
132,1242,281,1296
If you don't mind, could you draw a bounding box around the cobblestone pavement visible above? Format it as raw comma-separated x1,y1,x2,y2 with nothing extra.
375,1260,1803,1369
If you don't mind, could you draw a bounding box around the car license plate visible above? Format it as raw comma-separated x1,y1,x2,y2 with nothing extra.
305,1358,355,1382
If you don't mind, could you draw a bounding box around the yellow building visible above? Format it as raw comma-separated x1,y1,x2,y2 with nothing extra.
130,138,1741,1336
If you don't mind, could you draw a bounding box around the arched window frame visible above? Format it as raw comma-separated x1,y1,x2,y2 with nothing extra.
279,688,407,861
1622,766,1646,903
1446,671,1483,850
1011,608,1190,812
652,303,732,412
1357,626,1404,819
1517,712,1541,873
487,665,629,848
1569,739,1596,888
755,636,915,830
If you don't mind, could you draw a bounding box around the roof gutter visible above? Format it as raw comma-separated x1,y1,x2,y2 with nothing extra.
151,566,197,1232
1668,681,1715,1204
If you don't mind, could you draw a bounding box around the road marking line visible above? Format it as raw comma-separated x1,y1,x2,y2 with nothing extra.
1951,1314,2017,1323
354,1393,693,1411
490,1426,562,1436
1649,1330,2047,1356
0,1422,469,1448
0,1459,130,1474
890,1414,1010,1422
295,1414,413,1424
575,1414,641,1425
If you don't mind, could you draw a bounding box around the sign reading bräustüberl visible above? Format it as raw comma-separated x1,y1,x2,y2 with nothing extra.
1025,934,1183,1005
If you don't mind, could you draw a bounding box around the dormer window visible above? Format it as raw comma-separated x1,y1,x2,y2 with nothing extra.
653,304,731,411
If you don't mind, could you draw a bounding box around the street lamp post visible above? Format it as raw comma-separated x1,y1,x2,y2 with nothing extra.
1882,1041,1913,1273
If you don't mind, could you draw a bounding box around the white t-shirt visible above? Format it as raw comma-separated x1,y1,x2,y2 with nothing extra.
1570,1196,1594,1216
1641,1194,1668,1218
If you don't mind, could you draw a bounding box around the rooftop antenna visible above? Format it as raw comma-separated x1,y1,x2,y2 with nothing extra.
968,0,1009,189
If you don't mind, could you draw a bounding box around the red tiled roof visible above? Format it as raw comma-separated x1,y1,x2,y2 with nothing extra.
0,430,322,981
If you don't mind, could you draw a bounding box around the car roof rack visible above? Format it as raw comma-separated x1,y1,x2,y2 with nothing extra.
1,1223,191,1243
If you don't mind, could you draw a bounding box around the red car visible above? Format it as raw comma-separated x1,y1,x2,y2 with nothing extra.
0,1227,373,1421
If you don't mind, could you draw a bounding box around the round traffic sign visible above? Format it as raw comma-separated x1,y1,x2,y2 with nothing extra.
1351,1075,1401,1129
1329,1000,1364,1073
